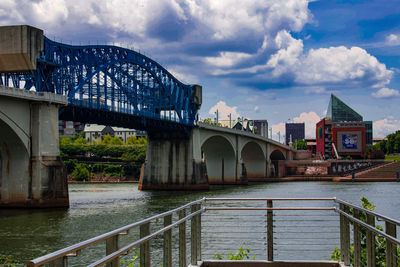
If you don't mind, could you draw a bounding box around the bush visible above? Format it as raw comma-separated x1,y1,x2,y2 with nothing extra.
63,159,78,173
71,163,89,181
0,256,19,267
331,197,400,266
213,243,255,260
293,139,307,150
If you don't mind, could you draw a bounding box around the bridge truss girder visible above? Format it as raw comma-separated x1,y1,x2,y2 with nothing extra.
0,37,201,133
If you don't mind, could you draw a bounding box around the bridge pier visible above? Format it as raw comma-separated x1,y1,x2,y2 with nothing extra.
0,86,68,208
138,131,209,190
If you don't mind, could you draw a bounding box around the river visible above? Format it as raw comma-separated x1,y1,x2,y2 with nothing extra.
0,182,399,265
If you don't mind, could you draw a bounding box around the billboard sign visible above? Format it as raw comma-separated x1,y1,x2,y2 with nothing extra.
342,134,358,149
336,130,362,153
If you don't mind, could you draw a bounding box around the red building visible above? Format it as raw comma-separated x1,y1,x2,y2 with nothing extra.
317,119,366,159
316,94,372,159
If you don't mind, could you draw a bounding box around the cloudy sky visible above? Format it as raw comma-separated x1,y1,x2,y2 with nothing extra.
2,0,400,139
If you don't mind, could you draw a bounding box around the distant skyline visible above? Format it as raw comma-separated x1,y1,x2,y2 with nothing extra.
1,0,399,138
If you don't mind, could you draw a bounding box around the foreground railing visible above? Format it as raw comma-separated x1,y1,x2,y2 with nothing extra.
27,198,400,267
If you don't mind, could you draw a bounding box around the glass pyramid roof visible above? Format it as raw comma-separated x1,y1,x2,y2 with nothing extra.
326,94,363,122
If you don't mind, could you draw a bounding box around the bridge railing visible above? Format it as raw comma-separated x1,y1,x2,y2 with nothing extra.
27,198,400,267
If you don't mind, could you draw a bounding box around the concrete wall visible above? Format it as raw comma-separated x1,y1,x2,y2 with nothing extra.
0,86,68,207
0,25,43,72
138,131,209,190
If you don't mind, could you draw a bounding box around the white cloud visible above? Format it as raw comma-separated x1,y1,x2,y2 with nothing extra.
32,0,69,24
271,122,285,142
254,106,260,113
374,116,400,138
186,0,312,40
266,33,393,87
297,46,392,87
267,30,304,77
208,101,240,121
2,0,395,98
293,111,321,137
385,34,400,46
371,87,400,99
221,32,393,90
205,52,252,68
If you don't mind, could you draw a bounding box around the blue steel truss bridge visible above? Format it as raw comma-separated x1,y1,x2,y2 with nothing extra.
0,25,202,134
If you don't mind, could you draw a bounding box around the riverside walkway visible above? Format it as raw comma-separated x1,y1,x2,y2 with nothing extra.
27,198,399,267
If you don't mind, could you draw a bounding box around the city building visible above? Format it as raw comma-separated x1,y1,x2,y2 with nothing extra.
232,119,254,132
252,120,268,137
316,94,373,159
84,124,146,143
285,122,305,145
305,137,316,155
231,119,268,137
59,120,85,137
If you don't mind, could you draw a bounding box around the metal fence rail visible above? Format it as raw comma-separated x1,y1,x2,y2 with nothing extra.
27,198,400,267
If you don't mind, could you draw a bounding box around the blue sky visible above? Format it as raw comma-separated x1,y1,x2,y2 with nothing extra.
1,0,400,138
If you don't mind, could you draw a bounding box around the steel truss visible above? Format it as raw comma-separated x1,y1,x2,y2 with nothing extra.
0,37,200,132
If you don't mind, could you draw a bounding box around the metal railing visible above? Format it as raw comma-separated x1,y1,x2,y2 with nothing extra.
27,198,400,267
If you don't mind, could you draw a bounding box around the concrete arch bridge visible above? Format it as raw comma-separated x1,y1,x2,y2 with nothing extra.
139,122,294,190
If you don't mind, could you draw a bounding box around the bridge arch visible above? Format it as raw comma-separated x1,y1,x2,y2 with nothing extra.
241,141,266,180
0,118,30,203
269,149,286,178
201,135,236,184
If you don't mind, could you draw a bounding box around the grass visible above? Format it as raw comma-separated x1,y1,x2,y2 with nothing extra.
385,155,400,161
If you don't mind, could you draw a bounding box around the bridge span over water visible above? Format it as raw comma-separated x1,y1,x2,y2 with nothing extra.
0,25,293,207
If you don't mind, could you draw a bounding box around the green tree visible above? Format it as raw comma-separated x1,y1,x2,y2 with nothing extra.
72,131,85,141
373,130,400,155
110,136,124,145
126,135,137,145
202,118,222,127
60,137,73,147
101,134,113,145
74,137,88,145
71,163,90,181
136,136,147,145
293,139,307,150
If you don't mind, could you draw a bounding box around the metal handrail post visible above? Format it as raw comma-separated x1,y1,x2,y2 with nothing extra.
106,235,119,267
267,200,273,261
178,209,186,267
340,204,350,266
353,208,361,267
163,214,172,267
140,222,151,267
191,204,199,265
385,221,397,267
366,213,376,267
49,256,67,267
197,203,202,262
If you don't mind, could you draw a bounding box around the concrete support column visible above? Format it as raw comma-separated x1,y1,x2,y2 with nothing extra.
138,130,209,190
266,143,271,177
286,150,293,161
30,103,68,207
235,136,247,184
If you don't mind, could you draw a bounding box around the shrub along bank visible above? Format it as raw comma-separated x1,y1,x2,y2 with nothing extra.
60,133,147,181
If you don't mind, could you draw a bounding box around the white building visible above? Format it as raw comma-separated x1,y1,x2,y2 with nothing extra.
84,124,146,143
